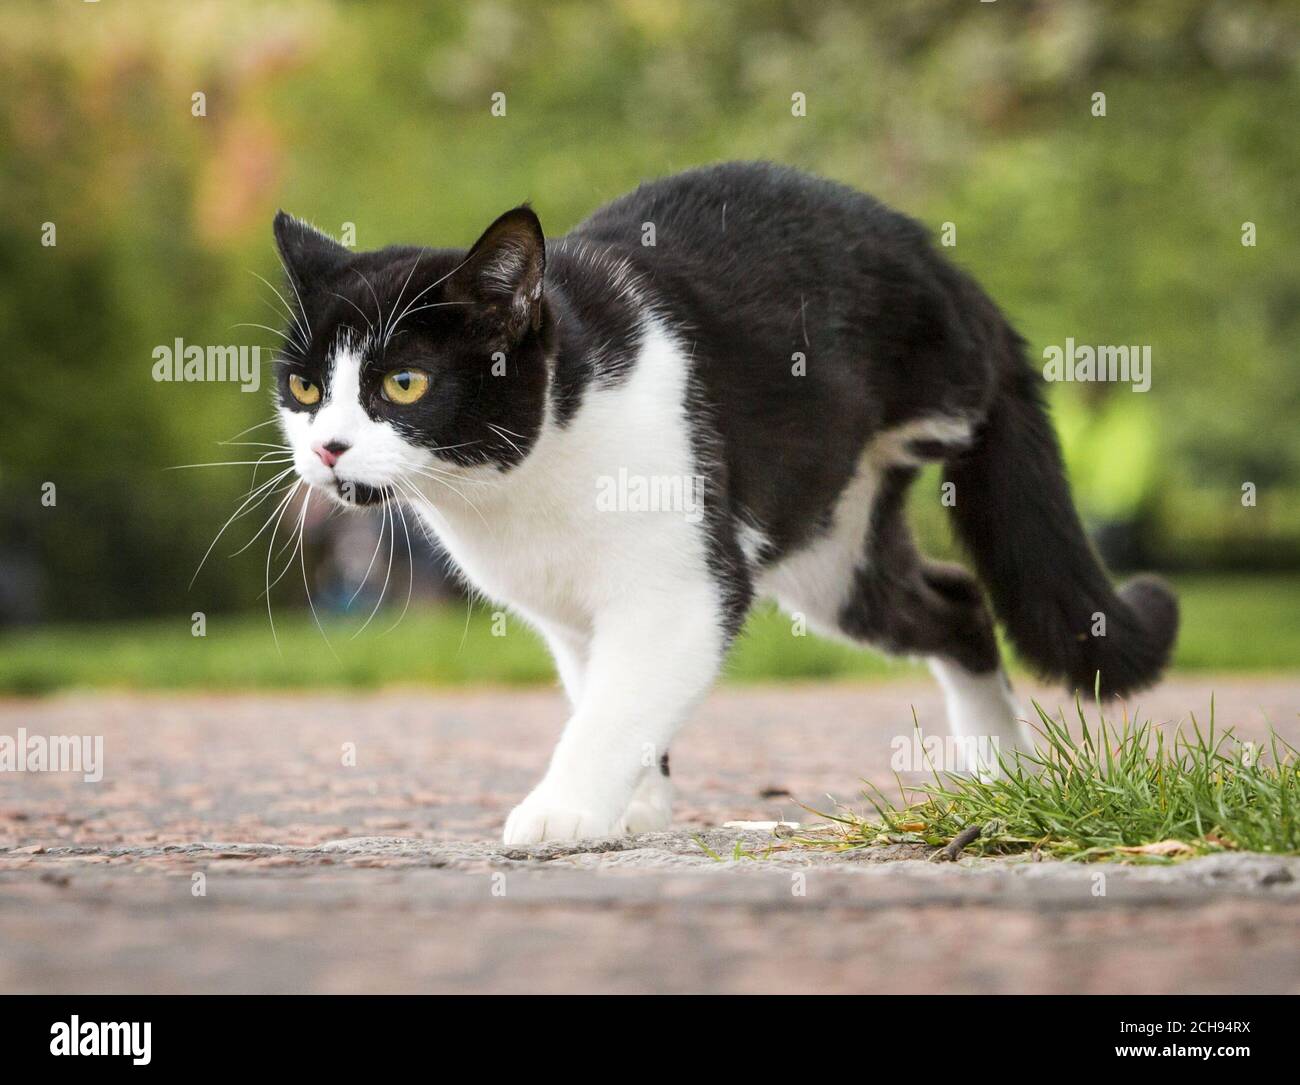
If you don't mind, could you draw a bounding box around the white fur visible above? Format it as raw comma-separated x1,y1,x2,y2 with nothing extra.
870,415,974,466
929,658,1030,780
735,519,769,565
622,767,674,834
406,321,724,843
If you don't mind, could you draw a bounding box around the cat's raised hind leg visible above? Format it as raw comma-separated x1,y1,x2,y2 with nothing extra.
838,504,1033,778
770,463,1032,779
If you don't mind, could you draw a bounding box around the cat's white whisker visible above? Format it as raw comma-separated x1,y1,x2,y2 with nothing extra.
391,454,492,493
386,299,472,327
381,496,416,635
384,253,427,348
350,268,385,332
346,490,389,610
420,439,483,455
262,479,303,654
231,468,294,506
393,477,448,539
402,470,495,492
244,448,297,492
189,468,296,589
273,249,314,347
271,504,305,560
296,489,339,659
383,254,475,346
392,479,432,529
220,417,282,444
231,480,303,559
396,460,496,491
256,295,307,356
403,468,490,528
485,423,524,459
231,322,304,355
165,458,293,471
484,423,527,440
248,269,310,353
262,531,300,597
262,480,322,598
329,291,376,335
350,489,397,640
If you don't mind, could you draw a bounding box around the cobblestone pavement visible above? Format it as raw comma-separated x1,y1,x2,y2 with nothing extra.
1,677,1297,993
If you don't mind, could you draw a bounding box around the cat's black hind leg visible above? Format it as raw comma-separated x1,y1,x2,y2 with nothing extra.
837,470,999,672
835,468,1029,775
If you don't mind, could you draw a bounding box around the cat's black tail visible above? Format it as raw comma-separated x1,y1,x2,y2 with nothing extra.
943,332,1178,698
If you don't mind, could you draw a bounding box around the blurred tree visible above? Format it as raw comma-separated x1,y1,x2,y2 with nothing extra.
1,0,1296,622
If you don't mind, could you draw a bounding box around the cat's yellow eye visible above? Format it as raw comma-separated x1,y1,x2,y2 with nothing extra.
382,368,430,405
288,374,320,406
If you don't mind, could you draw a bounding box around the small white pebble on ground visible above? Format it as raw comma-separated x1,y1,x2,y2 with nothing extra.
722,820,800,831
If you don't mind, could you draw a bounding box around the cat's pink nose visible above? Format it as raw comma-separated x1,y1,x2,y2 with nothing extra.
313,440,350,468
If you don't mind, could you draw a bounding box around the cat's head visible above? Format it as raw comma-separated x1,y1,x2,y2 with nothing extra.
272,208,551,508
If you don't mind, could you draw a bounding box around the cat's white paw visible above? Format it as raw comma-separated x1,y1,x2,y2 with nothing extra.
502,796,625,845
622,771,673,833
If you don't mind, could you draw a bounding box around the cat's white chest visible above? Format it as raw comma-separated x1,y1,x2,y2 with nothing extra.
406,321,701,632
414,473,597,627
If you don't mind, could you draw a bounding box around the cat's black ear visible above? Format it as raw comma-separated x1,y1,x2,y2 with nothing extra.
453,206,546,338
273,211,349,287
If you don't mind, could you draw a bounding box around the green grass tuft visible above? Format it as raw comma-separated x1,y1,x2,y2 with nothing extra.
798,699,1300,862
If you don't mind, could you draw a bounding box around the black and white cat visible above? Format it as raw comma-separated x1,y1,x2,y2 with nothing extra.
270,162,1178,844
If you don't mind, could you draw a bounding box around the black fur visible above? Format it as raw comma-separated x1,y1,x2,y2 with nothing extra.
839,465,1001,676
273,161,1178,697
943,351,1180,696
563,162,1176,694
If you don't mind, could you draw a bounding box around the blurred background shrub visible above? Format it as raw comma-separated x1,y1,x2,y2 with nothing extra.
0,1,1295,683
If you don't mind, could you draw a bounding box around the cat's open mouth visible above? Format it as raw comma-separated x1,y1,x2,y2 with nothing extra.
332,480,388,507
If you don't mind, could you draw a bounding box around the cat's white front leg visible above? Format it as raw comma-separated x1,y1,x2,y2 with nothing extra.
535,620,589,708
504,588,723,844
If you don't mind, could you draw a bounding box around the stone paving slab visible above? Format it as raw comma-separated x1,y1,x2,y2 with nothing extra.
1,679,1298,993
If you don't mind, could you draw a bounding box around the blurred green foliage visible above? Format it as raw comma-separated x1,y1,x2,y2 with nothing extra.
1,575,1295,694
1,0,1297,625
